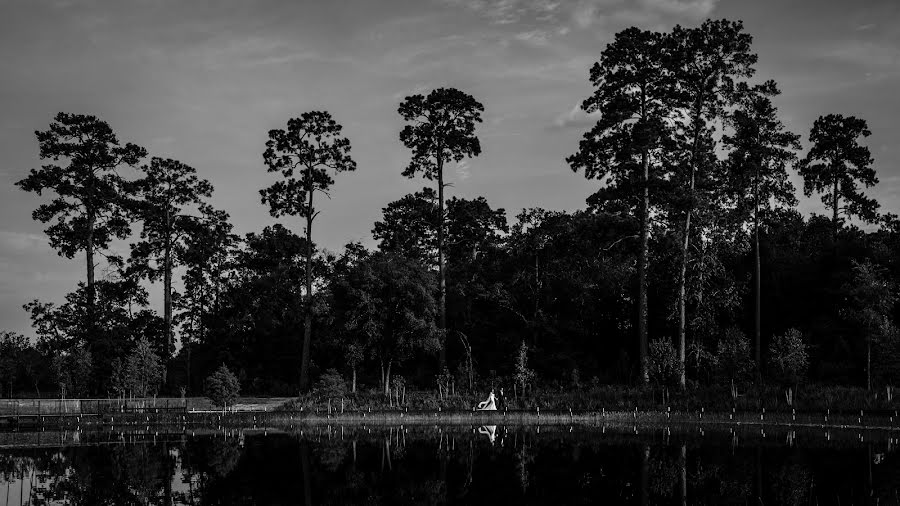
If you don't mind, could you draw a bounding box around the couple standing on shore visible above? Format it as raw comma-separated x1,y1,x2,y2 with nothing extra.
477,388,505,411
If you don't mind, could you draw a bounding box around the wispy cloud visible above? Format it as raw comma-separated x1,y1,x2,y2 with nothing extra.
823,40,900,71
456,160,472,180
443,0,719,44
443,0,563,25
550,102,600,129
0,231,49,255
514,29,552,46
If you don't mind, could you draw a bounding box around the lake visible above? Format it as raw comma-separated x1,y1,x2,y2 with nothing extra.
0,423,895,505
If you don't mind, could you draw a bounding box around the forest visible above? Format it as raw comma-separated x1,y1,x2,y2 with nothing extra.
2,18,899,405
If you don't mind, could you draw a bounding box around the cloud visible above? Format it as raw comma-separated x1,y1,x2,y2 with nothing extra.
0,231,48,255
550,102,600,129
638,0,718,17
456,160,472,180
445,0,719,39
444,0,562,25
823,40,900,71
513,29,552,46
572,0,719,30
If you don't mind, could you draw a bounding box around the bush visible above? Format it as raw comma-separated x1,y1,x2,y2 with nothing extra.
715,327,754,385
768,328,808,388
513,341,535,397
314,368,346,400
205,364,240,407
647,338,682,387
126,338,165,397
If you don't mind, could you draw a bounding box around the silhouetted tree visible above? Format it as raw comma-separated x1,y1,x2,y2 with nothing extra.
797,114,878,239
372,187,438,261
722,82,800,371
16,112,146,338
567,27,677,384
398,88,484,368
178,205,237,392
844,259,896,390
669,20,757,386
130,157,213,383
330,252,439,395
260,111,357,391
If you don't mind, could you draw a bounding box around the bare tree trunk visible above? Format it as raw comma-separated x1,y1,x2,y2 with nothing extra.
677,203,691,389
754,163,762,375
676,92,706,389
300,184,314,392
164,232,173,388
384,360,392,397
867,337,872,392
832,177,840,241
351,366,357,394
638,146,650,385
86,211,95,297
437,158,447,369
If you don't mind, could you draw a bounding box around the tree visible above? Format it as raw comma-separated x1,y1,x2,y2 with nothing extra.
53,344,93,398
714,327,754,394
0,331,28,398
722,82,800,371
872,320,900,395
124,337,166,398
16,113,146,334
768,328,808,404
313,368,347,404
345,343,364,394
567,27,677,385
398,88,484,368
513,341,535,398
330,252,439,395
844,259,896,391
797,114,878,238
647,338,683,394
260,111,357,391
178,205,237,392
25,276,163,394
130,157,214,382
205,364,240,407
670,20,757,386
372,187,439,262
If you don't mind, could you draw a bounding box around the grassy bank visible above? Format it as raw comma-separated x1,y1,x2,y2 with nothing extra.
281,383,900,415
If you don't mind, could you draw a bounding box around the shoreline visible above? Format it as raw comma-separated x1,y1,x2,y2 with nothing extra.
4,408,900,433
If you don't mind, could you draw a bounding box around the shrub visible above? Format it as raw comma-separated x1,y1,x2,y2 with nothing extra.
53,345,92,398
768,328,808,388
314,368,346,400
205,364,240,407
715,327,754,385
686,341,715,384
125,337,165,397
647,338,682,388
513,341,535,397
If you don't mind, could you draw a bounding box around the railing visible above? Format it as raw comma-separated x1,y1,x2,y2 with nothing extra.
0,398,188,416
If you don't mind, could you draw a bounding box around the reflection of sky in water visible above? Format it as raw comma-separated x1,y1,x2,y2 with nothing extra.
0,425,894,504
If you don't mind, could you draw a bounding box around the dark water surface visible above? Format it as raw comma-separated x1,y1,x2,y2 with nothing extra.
0,424,898,505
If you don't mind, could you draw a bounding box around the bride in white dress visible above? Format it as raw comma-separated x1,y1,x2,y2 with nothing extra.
477,390,497,411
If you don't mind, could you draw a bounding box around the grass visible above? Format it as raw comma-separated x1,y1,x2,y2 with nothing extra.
278,383,900,415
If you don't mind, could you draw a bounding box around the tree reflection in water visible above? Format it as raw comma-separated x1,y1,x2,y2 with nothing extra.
0,425,896,505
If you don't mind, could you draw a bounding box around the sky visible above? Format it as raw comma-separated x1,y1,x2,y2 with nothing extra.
1,0,899,338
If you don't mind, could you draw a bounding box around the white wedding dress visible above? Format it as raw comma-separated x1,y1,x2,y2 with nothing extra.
477,391,497,411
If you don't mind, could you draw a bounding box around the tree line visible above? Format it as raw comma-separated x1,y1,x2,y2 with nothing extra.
2,18,898,400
